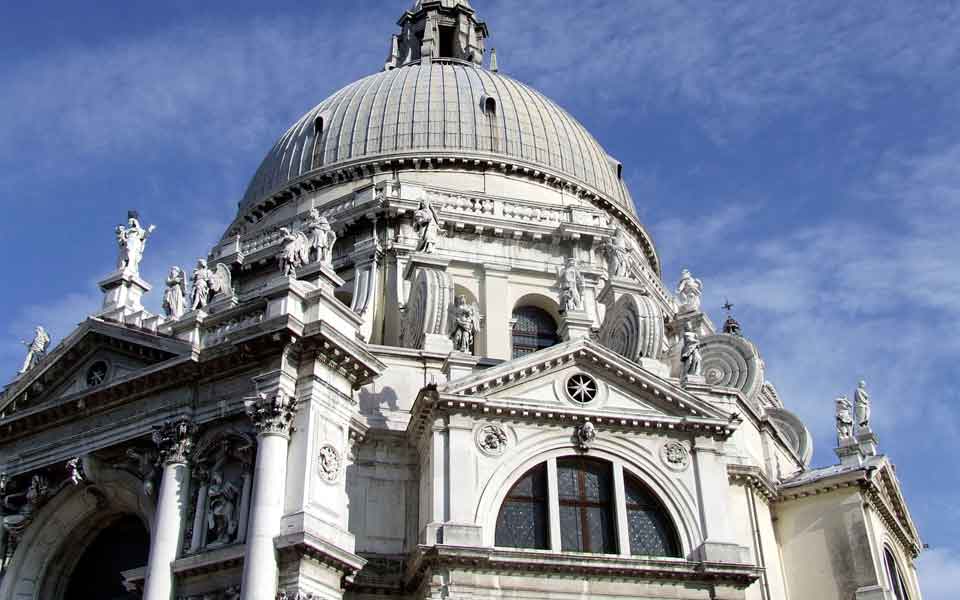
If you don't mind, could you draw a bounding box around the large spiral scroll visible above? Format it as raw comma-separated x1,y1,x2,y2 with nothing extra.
598,294,664,362
700,333,764,407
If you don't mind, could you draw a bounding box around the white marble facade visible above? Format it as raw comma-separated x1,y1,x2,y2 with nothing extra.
0,2,924,600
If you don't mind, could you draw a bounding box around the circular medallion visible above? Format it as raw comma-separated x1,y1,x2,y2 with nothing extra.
86,361,109,387
566,373,598,404
317,443,342,483
660,441,690,471
475,424,508,456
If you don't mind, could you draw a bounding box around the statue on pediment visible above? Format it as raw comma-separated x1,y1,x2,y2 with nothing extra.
854,380,871,430
835,395,854,441
450,295,481,354
557,258,585,313
414,195,442,253
2,475,49,539
18,326,50,375
278,227,311,278
163,266,187,319
305,209,337,265
676,269,703,313
601,225,632,279
115,211,156,276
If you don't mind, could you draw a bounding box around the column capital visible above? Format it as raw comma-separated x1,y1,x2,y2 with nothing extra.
152,417,197,466
245,392,298,438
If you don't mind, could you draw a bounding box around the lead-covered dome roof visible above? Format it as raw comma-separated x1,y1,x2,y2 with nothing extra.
241,60,636,215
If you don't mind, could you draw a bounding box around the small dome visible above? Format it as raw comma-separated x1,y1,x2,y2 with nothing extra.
240,60,636,215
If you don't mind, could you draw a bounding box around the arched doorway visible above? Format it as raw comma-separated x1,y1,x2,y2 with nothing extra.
64,514,150,600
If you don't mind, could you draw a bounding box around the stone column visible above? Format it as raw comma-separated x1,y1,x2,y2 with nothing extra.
691,436,749,564
143,418,196,600
240,391,299,600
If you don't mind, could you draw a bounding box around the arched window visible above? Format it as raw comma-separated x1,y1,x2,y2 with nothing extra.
494,458,682,558
624,473,681,557
511,306,559,359
557,457,616,553
494,463,549,550
884,547,911,600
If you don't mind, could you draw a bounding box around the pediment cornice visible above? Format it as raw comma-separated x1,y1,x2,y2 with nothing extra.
441,338,734,422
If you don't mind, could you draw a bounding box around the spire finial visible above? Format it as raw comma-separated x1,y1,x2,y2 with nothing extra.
490,48,499,72
722,298,742,336
395,0,489,66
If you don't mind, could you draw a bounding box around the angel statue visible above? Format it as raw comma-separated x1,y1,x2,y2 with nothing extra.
278,227,311,278
115,211,156,276
854,380,871,431
450,295,481,354
305,209,337,265
413,196,442,253
163,266,187,319
191,259,232,311
556,258,584,313
18,326,50,374
676,269,703,313
835,395,854,441
601,226,632,279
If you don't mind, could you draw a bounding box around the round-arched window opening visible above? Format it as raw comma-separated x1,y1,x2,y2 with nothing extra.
64,514,150,600
314,115,325,137
566,373,598,404
511,306,559,359
884,547,911,600
86,361,109,388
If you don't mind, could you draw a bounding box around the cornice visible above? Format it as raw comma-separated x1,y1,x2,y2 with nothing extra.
727,464,778,503
403,546,760,592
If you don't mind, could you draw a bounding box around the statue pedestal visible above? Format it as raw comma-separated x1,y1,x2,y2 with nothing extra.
682,374,706,388
97,269,151,316
443,352,479,382
558,310,593,341
597,277,647,309
856,429,879,457
297,260,345,295
835,437,863,467
400,253,454,351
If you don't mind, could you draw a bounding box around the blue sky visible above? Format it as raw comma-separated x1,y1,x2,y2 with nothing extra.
1,1,957,593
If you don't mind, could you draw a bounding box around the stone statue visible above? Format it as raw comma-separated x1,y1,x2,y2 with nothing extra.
65,457,84,486
190,259,232,311
854,380,871,430
206,441,239,547
676,269,703,313
2,475,49,539
835,395,854,440
413,196,442,253
602,226,632,278
450,295,481,354
278,227,311,278
18,326,50,374
163,266,187,319
115,211,156,276
556,258,585,312
680,327,702,380
306,209,337,265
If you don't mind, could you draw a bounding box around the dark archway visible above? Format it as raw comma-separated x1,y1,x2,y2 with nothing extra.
65,514,150,600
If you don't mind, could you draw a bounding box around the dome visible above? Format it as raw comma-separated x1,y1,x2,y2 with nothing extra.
240,60,636,216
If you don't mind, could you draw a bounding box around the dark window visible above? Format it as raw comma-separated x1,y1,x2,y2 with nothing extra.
511,306,558,359
624,474,681,557
495,463,549,549
884,548,911,600
557,458,617,554
439,25,456,57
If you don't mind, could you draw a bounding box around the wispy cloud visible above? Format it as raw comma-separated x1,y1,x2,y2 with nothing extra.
918,547,960,600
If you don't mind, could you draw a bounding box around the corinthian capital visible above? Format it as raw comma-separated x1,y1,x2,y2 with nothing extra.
151,417,197,465
245,391,298,437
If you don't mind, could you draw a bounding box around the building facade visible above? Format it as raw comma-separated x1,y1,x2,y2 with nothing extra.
0,2,924,599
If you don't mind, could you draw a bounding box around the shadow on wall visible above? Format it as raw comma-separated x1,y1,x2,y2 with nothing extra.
358,385,400,425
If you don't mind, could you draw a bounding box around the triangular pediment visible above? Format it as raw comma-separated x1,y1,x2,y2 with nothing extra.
1,317,192,416
442,338,732,422
872,459,923,553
